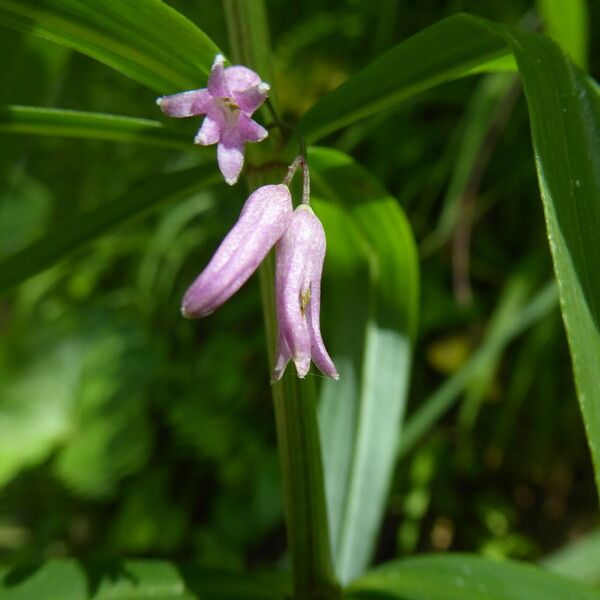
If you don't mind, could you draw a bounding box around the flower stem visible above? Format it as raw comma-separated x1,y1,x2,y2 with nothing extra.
283,156,311,205
223,2,337,597
284,156,303,185
301,156,311,205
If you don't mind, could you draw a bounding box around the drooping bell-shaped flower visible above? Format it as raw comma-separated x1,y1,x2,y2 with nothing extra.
272,205,338,381
182,184,292,318
157,54,270,185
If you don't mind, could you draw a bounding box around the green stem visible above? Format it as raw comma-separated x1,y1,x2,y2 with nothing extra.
223,2,338,598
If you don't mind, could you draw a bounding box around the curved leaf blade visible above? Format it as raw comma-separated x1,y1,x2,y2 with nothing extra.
344,554,600,600
0,105,193,148
300,15,510,142
500,26,600,494
0,165,219,294
310,147,419,584
0,0,221,91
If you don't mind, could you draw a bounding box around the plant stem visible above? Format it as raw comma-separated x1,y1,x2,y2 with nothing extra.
223,2,338,598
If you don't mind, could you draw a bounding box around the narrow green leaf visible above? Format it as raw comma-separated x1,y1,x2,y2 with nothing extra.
0,106,193,148
537,0,589,69
310,147,419,584
344,554,600,600
300,15,510,142
0,0,221,91
0,165,219,294
0,560,290,600
501,26,600,495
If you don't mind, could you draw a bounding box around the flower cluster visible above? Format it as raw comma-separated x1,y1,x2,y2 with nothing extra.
158,55,338,381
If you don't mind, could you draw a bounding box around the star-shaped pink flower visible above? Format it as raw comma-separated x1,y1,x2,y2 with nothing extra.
157,54,269,185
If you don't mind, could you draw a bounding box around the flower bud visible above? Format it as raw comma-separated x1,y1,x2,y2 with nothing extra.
182,184,293,318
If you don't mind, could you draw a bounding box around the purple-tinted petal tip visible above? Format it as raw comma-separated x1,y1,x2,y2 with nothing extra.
157,89,211,118
217,138,245,185
239,114,268,143
271,333,292,383
294,353,311,379
232,83,270,115
208,54,229,98
194,114,220,146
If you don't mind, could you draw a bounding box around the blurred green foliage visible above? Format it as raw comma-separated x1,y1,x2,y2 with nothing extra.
0,0,598,577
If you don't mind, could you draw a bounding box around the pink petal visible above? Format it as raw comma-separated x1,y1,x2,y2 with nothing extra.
181,184,293,318
308,312,339,379
156,89,212,117
208,54,229,98
307,268,339,381
239,113,268,143
217,132,245,185
232,82,270,114
224,66,261,91
223,65,268,114
194,114,221,146
306,214,339,380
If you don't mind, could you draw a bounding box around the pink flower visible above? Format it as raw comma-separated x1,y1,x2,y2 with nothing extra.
157,54,269,185
272,205,338,381
181,184,292,318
